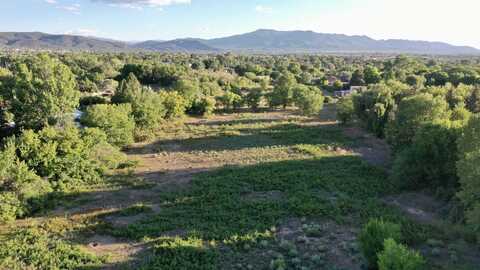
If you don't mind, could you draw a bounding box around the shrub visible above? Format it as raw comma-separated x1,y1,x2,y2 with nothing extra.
189,96,216,116
17,127,104,191
378,238,425,270
159,91,188,119
0,227,102,269
0,140,52,222
81,103,135,147
293,85,324,115
337,96,355,124
359,219,402,269
218,91,242,111
139,237,217,270
79,95,108,108
1,126,126,221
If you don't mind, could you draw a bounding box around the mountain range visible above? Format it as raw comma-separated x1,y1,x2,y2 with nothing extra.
1,29,478,55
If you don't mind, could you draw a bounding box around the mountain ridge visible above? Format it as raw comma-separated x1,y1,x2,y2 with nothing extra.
0,30,478,55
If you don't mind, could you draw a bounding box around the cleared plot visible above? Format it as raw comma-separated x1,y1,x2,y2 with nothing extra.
1,107,477,270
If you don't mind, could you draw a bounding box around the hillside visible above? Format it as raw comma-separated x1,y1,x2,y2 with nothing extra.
132,38,219,53
0,32,128,51
206,29,480,54
1,30,479,55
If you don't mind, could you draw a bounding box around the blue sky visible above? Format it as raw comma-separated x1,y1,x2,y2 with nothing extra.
1,0,479,48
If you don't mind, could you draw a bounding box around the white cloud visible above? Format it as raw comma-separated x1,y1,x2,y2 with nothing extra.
255,5,273,14
93,0,190,10
44,0,57,4
64,28,98,36
60,3,81,14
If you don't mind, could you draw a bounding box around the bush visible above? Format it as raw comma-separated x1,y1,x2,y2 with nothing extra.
359,219,402,269
79,95,108,108
292,85,324,115
378,238,425,270
337,96,355,124
17,127,108,191
218,91,242,111
189,96,216,116
0,140,52,222
139,237,217,270
1,126,127,222
159,91,188,119
81,104,135,147
0,227,102,269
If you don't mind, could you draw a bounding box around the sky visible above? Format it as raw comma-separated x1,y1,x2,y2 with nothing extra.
1,0,479,48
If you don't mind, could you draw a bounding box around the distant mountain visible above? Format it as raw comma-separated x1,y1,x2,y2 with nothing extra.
132,39,219,53
0,32,127,51
1,30,478,55
205,29,480,55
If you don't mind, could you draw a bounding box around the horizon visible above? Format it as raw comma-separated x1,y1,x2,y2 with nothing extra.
1,0,479,49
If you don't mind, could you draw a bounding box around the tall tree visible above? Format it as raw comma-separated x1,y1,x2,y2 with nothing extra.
7,54,79,129
112,73,142,104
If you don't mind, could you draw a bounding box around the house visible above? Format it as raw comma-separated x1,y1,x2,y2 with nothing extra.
333,86,367,97
349,86,367,92
326,76,338,86
333,90,353,97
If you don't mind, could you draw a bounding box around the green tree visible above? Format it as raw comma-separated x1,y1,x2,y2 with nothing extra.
112,73,142,104
160,91,188,119
405,75,425,88
218,91,242,111
391,120,460,192
353,84,396,137
466,87,480,113
350,69,365,86
8,54,79,129
0,140,51,222
456,114,480,235
386,93,450,152
292,85,324,115
131,89,167,136
337,96,355,124
245,88,263,111
364,66,382,85
268,72,296,108
81,104,135,147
